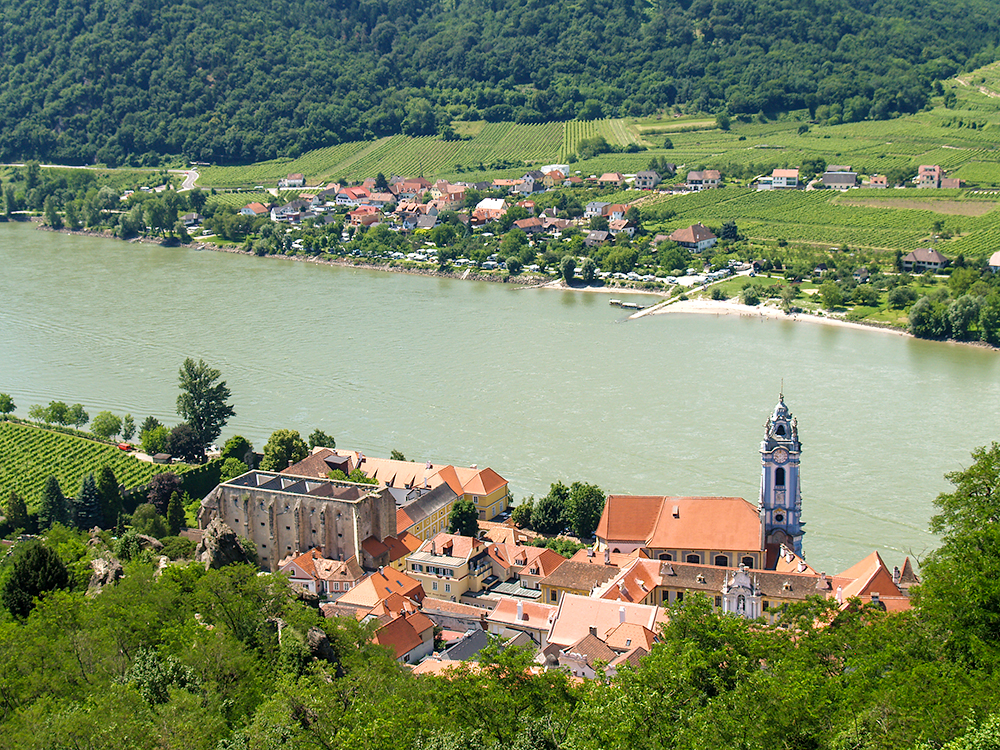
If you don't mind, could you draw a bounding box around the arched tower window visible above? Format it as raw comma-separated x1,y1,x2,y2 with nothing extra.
714,554,729,567
775,468,785,486
741,556,755,568
686,553,701,564
776,424,786,436
659,553,672,561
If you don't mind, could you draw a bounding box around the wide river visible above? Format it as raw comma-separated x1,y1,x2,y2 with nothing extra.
3,221,999,571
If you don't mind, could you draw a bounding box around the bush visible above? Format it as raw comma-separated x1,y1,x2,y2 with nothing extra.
159,535,196,560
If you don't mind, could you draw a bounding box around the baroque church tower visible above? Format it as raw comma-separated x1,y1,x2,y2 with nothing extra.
759,393,805,557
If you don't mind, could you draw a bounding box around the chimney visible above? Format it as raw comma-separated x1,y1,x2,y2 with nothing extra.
672,505,680,518
797,560,807,573
619,606,626,624
431,540,436,556
604,548,610,565
517,601,525,621
378,566,384,577
589,626,597,637
587,548,595,558
892,566,900,585
835,585,843,605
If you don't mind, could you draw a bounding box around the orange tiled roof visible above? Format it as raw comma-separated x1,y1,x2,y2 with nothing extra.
604,622,657,652
337,567,425,608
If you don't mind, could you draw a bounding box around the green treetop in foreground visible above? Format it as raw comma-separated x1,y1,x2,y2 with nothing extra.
176,358,236,460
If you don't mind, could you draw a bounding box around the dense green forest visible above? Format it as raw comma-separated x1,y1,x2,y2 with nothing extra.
3,443,1000,748
2,0,999,166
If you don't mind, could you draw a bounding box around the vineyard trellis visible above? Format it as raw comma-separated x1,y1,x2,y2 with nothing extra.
0,422,191,509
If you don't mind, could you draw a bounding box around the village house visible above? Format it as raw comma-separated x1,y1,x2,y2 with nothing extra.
539,551,622,605
278,173,305,188
598,172,626,188
757,168,800,191
821,166,858,190
989,250,1000,273
901,248,949,273
608,219,636,237
278,548,365,598
546,593,667,653
668,223,717,252
406,533,492,602
333,565,426,610
485,599,557,646
685,169,721,191
918,165,944,188
240,202,270,217
634,170,661,189
584,230,611,248
360,531,423,572
473,198,506,223
514,217,544,234
868,174,888,188
584,201,610,218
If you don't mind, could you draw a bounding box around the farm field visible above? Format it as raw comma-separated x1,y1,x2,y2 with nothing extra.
0,421,190,509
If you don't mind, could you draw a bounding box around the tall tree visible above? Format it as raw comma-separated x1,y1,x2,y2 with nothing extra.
916,442,1000,666
167,423,202,463
260,430,308,471
221,435,254,465
167,491,185,536
176,358,236,459
95,465,123,529
38,475,68,530
91,410,122,440
0,392,15,417
0,539,69,618
121,413,136,441
74,473,103,529
448,499,480,537
308,430,335,450
45,401,69,425
66,403,89,428
565,481,606,539
148,473,181,515
4,491,29,532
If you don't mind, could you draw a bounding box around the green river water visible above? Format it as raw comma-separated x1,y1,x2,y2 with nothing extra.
3,221,999,571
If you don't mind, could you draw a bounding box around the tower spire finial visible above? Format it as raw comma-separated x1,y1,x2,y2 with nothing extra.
780,378,784,401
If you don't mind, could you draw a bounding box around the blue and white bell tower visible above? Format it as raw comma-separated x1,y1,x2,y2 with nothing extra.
759,393,805,557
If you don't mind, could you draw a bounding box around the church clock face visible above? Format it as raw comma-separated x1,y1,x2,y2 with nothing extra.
773,448,789,464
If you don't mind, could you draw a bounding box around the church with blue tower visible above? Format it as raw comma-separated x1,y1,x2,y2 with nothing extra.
758,393,805,557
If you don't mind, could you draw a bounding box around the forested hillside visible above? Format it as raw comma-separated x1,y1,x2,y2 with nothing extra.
1,0,999,166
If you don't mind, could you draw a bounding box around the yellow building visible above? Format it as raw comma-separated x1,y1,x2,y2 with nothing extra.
406,533,493,602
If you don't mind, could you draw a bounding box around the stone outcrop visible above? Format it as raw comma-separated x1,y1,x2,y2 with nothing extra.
136,534,164,552
88,555,124,595
194,517,254,570
307,626,337,664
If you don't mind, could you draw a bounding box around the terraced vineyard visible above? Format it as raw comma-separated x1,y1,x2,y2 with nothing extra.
644,188,1000,251
0,421,190,509
197,140,378,187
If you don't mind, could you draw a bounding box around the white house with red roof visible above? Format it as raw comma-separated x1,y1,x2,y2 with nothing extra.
668,223,717,252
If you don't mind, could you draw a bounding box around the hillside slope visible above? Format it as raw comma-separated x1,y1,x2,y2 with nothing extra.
1,0,998,165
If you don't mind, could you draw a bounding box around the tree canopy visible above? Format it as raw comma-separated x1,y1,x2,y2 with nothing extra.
5,0,986,165
176,358,235,459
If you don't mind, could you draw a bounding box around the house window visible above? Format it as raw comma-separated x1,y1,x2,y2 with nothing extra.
432,582,438,591
261,522,265,527
676,592,684,602
550,591,557,602
763,600,770,611
775,468,786,487
715,596,722,607
625,639,632,647
332,582,339,591
445,584,451,593
659,553,672,561
343,583,349,591
286,526,291,530
714,555,729,567
686,554,701,564
742,556,755,568
474,497,479,504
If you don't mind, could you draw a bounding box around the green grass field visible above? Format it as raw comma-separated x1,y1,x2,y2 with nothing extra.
0,421,190,509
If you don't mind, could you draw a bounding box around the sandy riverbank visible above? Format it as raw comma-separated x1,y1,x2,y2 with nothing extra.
536,279,670,297
646,297,911,337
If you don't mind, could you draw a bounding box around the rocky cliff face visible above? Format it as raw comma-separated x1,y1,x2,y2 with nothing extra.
194,517,255,570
